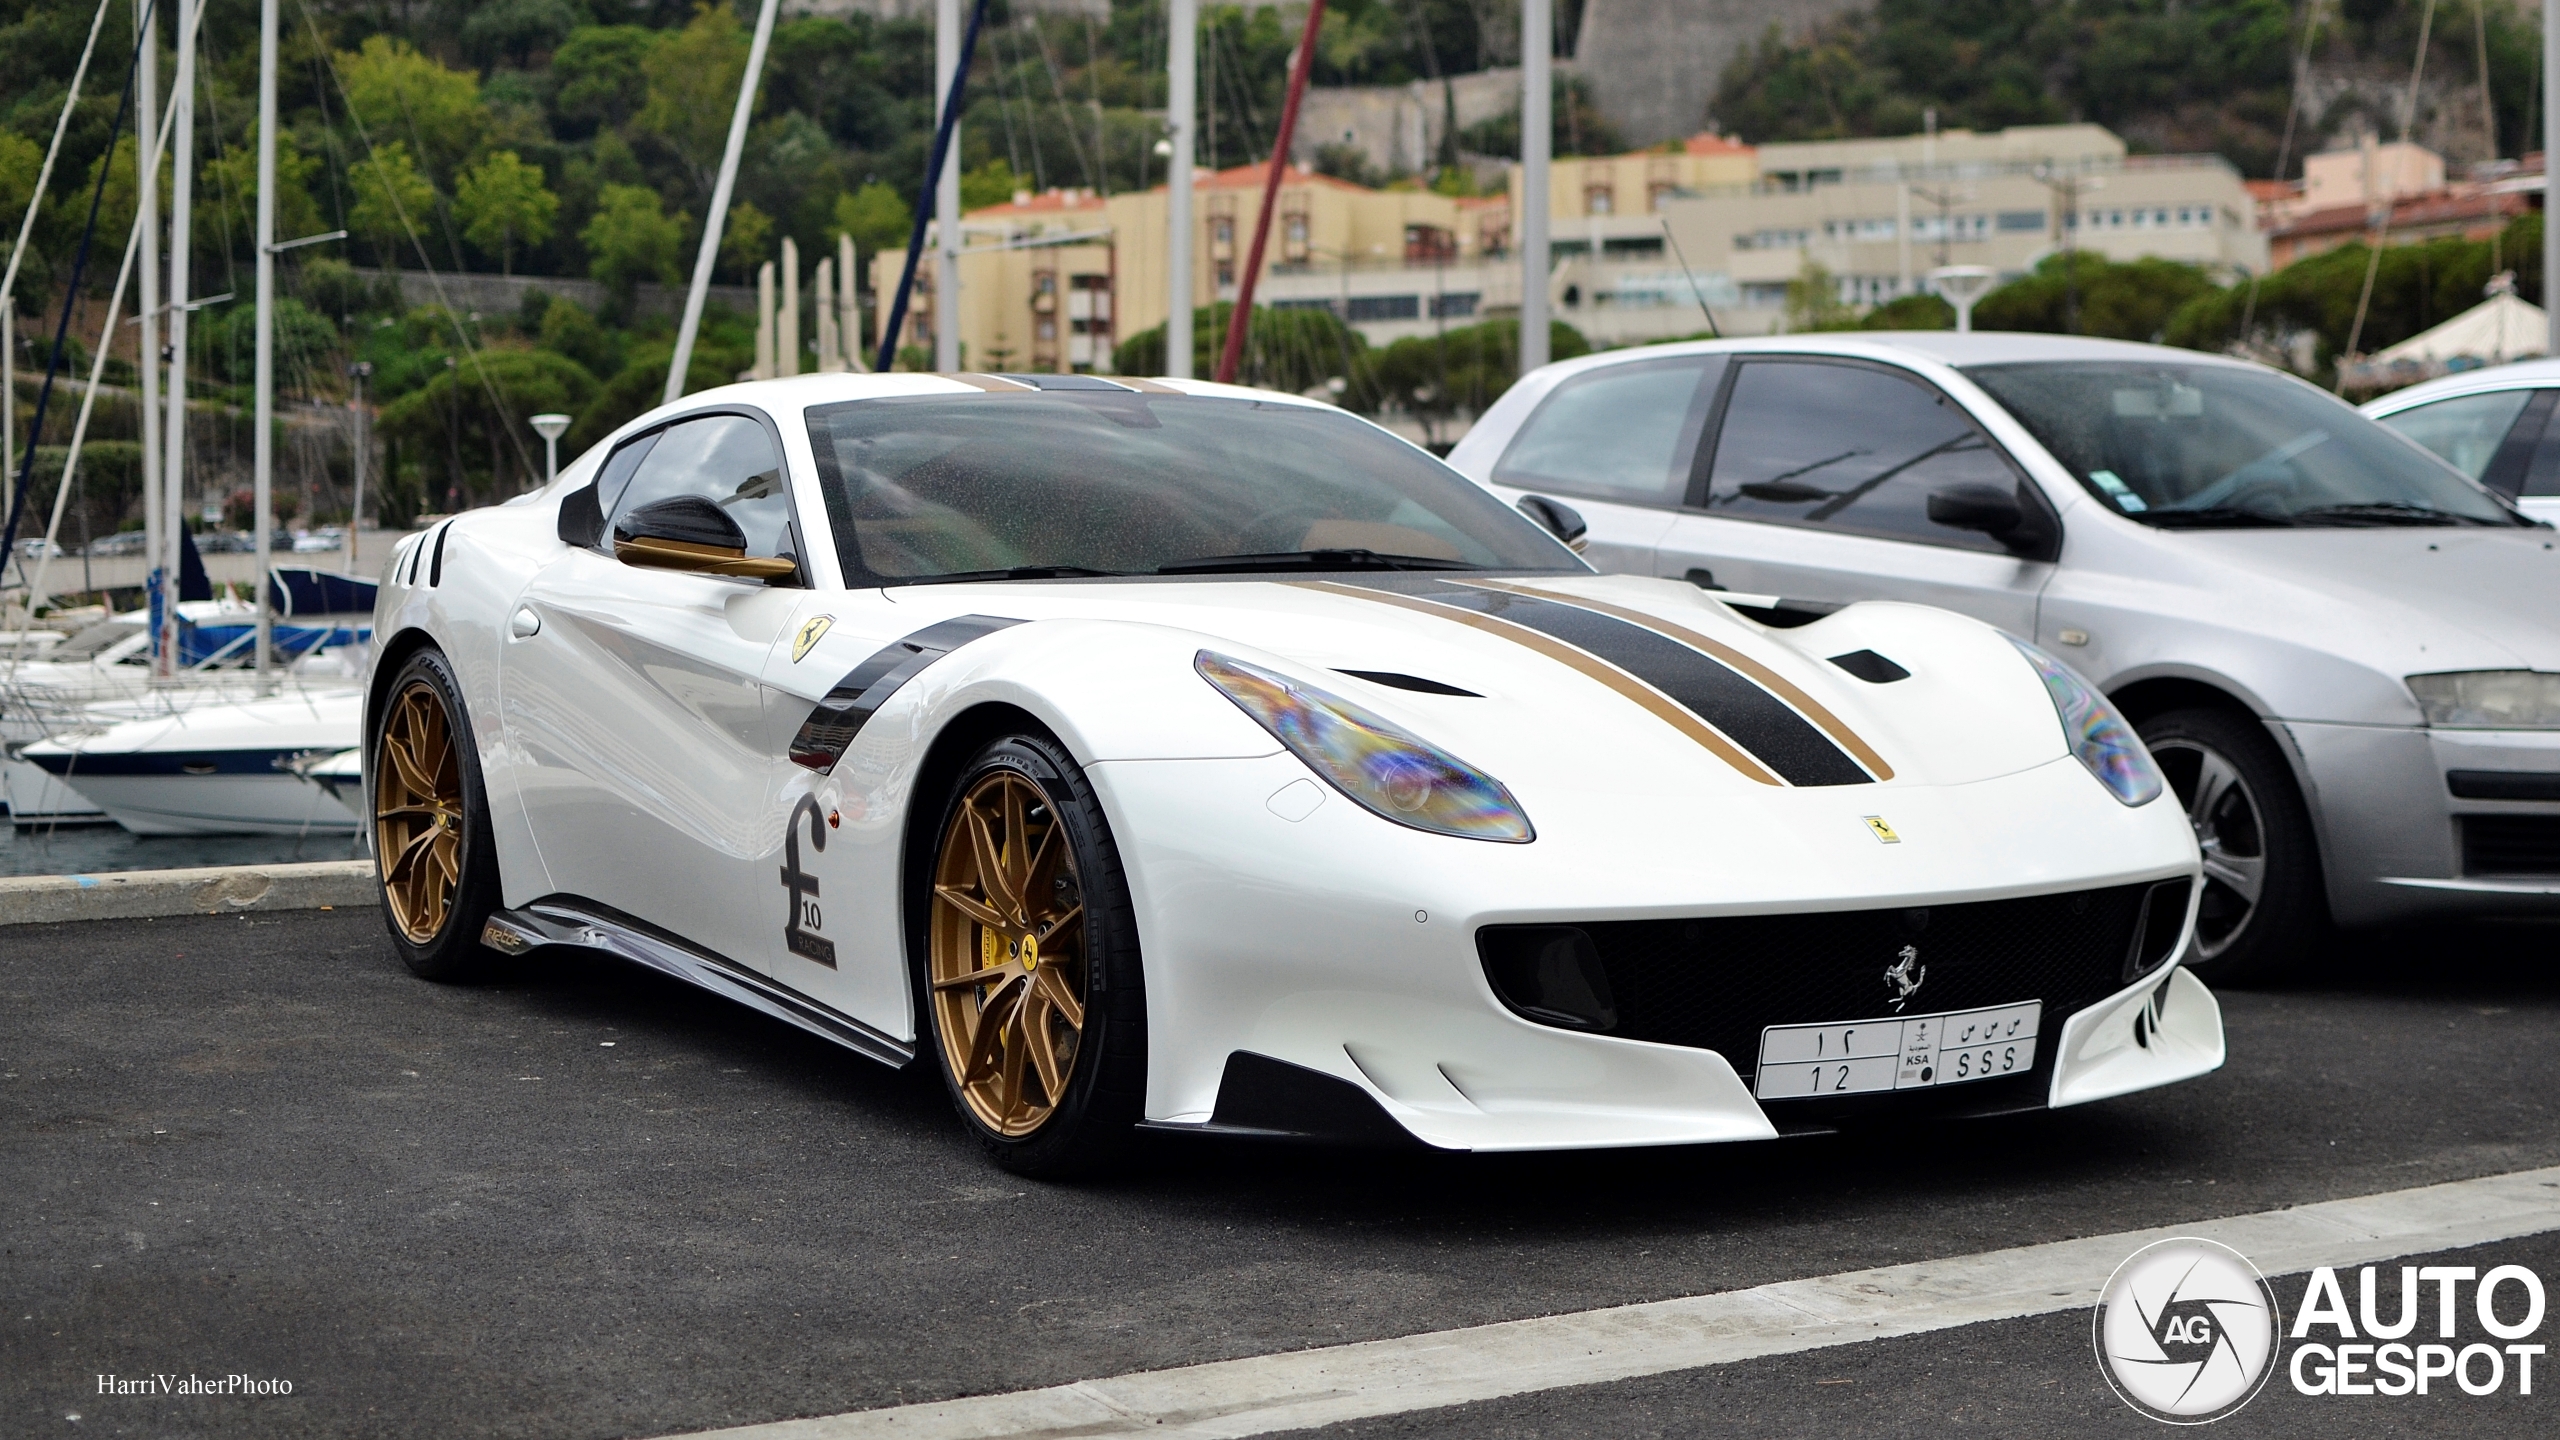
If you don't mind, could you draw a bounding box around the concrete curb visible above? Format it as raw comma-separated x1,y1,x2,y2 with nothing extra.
0,860,380,926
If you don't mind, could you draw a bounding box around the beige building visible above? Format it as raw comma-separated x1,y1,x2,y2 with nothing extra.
876,163,1486,369
1636,124,2266,338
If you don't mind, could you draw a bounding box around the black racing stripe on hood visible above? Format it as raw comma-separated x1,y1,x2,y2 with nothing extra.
789,616,1021,773
1363,580,1873,787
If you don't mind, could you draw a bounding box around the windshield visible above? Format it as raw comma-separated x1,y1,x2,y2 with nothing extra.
803,392,1579,584
1964,361,2526,528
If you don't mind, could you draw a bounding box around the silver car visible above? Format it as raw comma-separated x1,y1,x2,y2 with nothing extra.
1448,333,2560,983
2361,358,2560,526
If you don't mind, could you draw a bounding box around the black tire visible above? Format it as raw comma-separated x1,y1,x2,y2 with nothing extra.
2136,706,2325,987
371,647,506,983
914,733,1146,1177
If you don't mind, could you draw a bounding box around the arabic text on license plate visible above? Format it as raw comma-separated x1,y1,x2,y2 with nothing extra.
1753,1001,2040,1101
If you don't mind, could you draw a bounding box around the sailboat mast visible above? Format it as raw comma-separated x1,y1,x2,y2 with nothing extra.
137,0,161,620
252,0,276,678
158,0,196,679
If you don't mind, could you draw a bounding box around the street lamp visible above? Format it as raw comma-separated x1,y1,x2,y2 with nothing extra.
1927,265,1998,334
530,413,571,486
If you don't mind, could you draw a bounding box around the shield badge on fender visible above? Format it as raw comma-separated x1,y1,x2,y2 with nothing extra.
792,614,835,664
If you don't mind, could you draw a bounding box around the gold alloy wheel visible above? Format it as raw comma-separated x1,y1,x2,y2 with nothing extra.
375,680,466,944
928,770,1089,1137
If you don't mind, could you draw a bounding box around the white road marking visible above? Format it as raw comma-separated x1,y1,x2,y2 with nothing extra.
662,1165,2560,1440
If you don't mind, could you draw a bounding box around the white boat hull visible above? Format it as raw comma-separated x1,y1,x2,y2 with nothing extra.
26,692,366,837
59,770,363,836
3,755,112,825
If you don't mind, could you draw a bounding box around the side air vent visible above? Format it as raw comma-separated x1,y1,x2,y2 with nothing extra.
2125,878,2193,982
1828,650,1910,684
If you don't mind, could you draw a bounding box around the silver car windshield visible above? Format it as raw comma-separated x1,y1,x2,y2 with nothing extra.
803,392,1581,584
1964,361,2526,528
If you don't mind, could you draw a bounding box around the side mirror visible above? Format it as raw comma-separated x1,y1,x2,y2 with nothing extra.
613,496,798,580
1927,483,2060,563
1926,483,2024,535
1516,494,1589,553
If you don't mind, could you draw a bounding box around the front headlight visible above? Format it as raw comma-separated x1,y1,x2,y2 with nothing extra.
2010,637,2164,806
1195,650,1534,842
2407,671,2560,729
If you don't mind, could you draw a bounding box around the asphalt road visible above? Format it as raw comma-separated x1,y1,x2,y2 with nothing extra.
4,909,2557,1439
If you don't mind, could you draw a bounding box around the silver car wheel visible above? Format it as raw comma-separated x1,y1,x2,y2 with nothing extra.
2151,739,2267,963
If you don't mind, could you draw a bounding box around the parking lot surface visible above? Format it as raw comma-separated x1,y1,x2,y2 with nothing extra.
4,909,2556,1438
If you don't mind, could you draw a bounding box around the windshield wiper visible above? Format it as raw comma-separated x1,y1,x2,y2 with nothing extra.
2138,506,2298,529
908,564,1132,584
2292,501,2498,527
1156,548,1484,575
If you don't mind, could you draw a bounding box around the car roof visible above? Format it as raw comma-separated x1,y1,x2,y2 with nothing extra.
2360,357,2560,413
645,370,1324,421
1529,330,2265,382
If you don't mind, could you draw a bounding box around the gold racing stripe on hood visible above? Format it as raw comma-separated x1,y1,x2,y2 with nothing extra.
1291,579,1783,786
1463,579,1895,782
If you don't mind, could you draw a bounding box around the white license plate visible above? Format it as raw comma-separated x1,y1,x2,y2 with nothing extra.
1754,1001,2041,1101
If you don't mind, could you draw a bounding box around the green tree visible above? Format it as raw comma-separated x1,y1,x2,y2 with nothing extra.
551,25,661,139
0,130,40,236
349,142,440,272
379,348,603,506
581,183,685,303
338,37,486,185
537,296,622,377
456,151,560,276
1782,260,1860,332
201,125,324,264
959,158,1025,212
720,200,773,281
1863,292,1954,330
832,181,913,265
639,4,752,196
1974,252,2217,341
1368,319,1592,443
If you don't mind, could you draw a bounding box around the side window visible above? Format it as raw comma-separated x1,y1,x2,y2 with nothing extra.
1492,356,1722,507
606,414,798,559
1701,360,2027,552
2378,390,2536,484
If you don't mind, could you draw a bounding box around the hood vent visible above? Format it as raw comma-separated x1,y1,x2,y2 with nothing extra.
1336,669,1483,697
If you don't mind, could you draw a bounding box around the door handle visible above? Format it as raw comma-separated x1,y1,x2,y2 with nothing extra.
509,606,542,639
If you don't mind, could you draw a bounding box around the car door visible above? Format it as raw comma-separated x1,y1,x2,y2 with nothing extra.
2377,386,2560,525
1478,354,1727,571
502,409,812,971
1652,356,2056,636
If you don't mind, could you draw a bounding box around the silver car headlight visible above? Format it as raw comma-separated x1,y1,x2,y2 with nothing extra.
2010,637,2165,806
2407,671,2560,728
1195,650,1534,842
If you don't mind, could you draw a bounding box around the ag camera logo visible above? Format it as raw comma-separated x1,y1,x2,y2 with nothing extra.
2094,1238,2281,1423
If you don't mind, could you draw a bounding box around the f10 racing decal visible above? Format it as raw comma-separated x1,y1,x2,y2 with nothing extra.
779,794,836,967
788,615,1022,772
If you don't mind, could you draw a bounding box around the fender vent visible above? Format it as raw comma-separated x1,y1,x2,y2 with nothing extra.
1336,669,1482,697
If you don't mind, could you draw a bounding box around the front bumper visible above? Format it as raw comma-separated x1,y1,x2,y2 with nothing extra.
1093,750,2216,1152
2283,722,2560,925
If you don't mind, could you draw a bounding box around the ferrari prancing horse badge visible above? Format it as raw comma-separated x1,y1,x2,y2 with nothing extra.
792,614,835,664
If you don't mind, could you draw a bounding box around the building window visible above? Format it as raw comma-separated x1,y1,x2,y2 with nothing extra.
1404,224,1456,264
1283,210,1310,263
1585,183,1614,216
1345,294,1421,322
1649,181,1679,212
1996,210,2047,232
1430,292,1480,318
1601,235,1665,259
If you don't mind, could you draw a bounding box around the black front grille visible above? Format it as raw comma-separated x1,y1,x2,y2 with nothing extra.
1480,883,2151,1085
2464,816,2560,875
